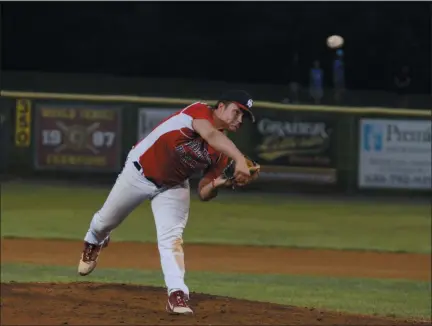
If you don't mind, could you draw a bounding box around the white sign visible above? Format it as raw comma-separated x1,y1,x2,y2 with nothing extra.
137,108,178,141
358,119,431,190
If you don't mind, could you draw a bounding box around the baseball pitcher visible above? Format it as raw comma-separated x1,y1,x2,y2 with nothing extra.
78,90,260,315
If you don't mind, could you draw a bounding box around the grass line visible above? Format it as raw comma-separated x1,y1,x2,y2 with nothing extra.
1,235,431,254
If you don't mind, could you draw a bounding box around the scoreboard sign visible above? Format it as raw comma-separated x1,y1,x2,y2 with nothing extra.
34,103,122,172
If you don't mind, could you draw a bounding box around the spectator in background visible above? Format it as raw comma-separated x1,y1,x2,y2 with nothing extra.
309,60,324,104
333,49,345,104
394,65,412,108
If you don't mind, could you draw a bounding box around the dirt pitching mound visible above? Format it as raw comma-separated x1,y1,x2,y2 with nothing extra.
1,282,428,325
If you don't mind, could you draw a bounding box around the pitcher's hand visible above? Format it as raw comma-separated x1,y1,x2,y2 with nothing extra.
234,157,251,186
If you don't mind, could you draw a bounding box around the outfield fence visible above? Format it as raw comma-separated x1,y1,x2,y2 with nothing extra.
1,90,431,194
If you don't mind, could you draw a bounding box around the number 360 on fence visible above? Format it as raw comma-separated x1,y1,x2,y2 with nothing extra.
33,103,123,172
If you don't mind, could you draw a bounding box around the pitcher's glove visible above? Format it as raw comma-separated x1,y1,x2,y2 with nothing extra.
222,156,260,181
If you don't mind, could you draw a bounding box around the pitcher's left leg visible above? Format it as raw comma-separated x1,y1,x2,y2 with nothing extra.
151,181,192,314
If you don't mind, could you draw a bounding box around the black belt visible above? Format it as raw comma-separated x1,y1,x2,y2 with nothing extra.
133,161,162,188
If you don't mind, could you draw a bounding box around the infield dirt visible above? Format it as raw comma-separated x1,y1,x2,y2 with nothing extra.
1,238,431,325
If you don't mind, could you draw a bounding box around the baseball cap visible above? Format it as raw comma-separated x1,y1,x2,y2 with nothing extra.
218,90,255,123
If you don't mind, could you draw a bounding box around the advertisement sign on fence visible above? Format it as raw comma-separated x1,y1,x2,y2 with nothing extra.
137,108,178,141
358,119,431,190
15,99,32,147
34,103,122,172
250,115,337,184
0,104,11,173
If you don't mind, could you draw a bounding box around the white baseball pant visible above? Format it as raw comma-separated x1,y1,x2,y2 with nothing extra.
83,155,191,296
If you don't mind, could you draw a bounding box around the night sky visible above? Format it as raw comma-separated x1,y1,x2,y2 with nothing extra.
2,2,431,93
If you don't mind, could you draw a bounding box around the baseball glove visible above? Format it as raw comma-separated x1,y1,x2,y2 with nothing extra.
222,155,260,181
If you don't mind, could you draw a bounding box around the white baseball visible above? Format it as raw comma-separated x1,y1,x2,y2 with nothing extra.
326,35,344,49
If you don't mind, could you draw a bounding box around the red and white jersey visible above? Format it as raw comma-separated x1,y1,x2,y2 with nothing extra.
129,102,229,187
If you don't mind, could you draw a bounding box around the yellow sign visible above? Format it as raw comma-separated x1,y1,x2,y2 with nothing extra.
15,99,32,147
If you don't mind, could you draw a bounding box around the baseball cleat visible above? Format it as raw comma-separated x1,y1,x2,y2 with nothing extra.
166,290,193,315
78,237,110,276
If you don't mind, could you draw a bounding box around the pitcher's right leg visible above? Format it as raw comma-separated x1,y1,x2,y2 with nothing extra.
78,162,155,276
151,181,192,314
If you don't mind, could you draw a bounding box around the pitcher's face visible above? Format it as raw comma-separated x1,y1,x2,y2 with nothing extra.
217,102,244,132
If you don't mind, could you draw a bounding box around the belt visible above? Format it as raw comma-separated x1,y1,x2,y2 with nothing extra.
133,161,162,188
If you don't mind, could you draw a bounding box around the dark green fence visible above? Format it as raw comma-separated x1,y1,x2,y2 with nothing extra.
1,90,430,195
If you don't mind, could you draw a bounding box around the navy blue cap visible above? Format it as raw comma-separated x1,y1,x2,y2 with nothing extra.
218,90,255,123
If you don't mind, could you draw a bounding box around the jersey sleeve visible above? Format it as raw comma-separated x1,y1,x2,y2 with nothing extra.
203,154,230,180
182,102,214,122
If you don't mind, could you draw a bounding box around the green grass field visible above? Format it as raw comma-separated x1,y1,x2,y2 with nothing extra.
2,182,431,252
1,182,431,319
